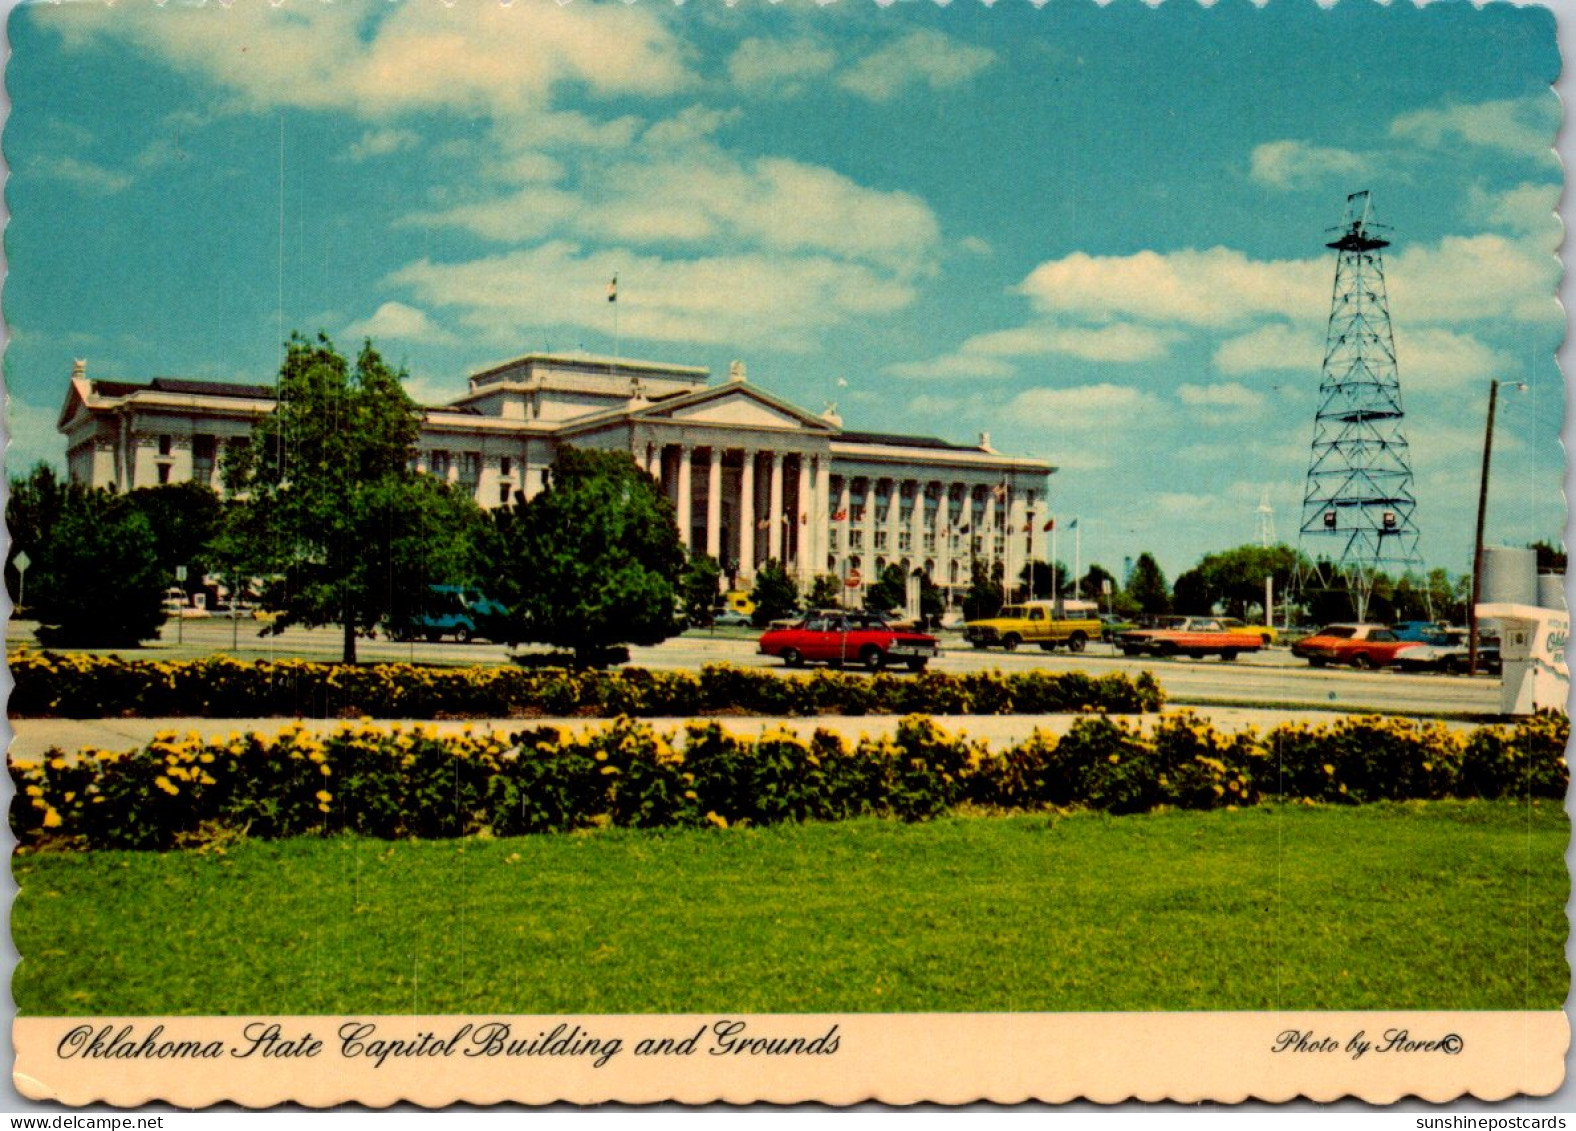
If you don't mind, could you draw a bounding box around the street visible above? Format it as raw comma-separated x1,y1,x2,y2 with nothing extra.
8,617,1501,717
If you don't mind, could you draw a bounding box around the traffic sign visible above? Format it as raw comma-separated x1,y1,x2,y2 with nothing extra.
846,568,862,588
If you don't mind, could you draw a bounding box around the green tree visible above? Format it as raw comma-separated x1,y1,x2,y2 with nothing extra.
1126,552,1171,615
962,557,1003,621
5,462,72,608
1185,544,1304,620
749,560,801,627
222,333,480,662
863,563,908,614
501,447,686,663
1078,563,1118,604
1019,559,1071,601
22,484,166,646
806,573,844,611
680,553,723,628
1171,568,1211,615
126,482,224,599
1529,540,1567,573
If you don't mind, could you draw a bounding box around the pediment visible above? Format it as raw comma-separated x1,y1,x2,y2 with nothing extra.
640,386,834,432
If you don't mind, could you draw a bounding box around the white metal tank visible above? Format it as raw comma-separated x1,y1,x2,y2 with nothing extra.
1537,572,1567,611
1480,545,1538,606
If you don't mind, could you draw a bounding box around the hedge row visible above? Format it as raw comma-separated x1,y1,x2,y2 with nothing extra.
7,652,1163,720
13,711,1567,851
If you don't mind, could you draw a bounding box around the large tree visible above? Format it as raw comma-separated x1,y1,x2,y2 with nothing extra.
1126,552,1171,616
499,446,686,663
749,559,801,627
679,552,723,628
222,333,481,662
126,481,224,599
6,466,166,646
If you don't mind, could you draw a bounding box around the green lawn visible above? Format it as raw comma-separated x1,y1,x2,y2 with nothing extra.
13,801,1567,1015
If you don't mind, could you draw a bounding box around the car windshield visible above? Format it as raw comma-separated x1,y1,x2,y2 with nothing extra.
1321,626,1356,639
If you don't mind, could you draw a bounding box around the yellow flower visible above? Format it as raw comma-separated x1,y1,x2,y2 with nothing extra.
316,790,333,803
1108,754,1121,764
155,776,179,796
42,807,61,829
319,764,332,777
705,811,729,829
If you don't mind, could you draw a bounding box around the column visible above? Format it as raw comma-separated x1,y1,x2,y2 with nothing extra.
1007,488,1028,596
677,446,693,549
738,450,755,579
767,452,784,562
645,443,661,483
837,477,852,574
808,456,825,575
796,455,812,579
910,482,925,575
706,449,722,559
861,479,877,588
886,483,902,564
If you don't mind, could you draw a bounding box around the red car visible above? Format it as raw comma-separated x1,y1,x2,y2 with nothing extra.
758,610,940,673
1291,623,1411,669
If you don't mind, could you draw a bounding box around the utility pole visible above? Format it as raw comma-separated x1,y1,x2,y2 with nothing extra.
1469,379,1526,675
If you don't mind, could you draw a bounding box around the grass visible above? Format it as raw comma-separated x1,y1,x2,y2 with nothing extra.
13,801,1567,1016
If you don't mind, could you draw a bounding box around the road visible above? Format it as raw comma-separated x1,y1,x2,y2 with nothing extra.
8,618,1501,717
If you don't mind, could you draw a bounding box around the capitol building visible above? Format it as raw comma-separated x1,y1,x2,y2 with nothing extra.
58,352,1054,597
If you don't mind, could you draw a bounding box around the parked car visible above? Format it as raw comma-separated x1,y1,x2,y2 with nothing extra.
711,608,753,627
1115,616,1266,660
964,602,1101,652
1290,624,1412,669
1216,617,1277,645
1097,613,1137,643
1394,630,1503,675
388,585,519,644
1391,620,1451,643
758,610,939,672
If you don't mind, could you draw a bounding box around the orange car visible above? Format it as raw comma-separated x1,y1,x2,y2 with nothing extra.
1291,624,1411,669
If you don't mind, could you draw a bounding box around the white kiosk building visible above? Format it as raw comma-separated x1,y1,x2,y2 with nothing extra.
58,353,1055,600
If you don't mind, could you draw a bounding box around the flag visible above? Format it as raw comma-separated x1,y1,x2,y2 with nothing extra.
757,518,770,530
832,509,847,521
992,483,1007,501
836,376,849,389
781,513,791,524
1067,518,1078,530
1043,518,1055,531
957,524,970,534
800,511,808,525
607,275,618,303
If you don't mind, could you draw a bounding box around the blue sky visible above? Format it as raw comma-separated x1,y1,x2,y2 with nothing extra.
3,0,1564,582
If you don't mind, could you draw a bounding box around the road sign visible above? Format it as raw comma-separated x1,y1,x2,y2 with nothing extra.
13,551,30,574
175,565,188,582
846,568,862,588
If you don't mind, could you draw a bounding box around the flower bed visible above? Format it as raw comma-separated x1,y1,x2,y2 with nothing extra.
13,711,1566,850
7,652,1163,719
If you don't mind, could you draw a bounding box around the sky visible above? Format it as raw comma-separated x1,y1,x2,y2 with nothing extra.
2,0,1565,583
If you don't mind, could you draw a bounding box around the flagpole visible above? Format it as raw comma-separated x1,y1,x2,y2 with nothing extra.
1051,521,1058,604
1074,521,1081,601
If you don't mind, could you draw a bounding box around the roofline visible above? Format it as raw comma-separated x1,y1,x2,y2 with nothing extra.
469,352,710,384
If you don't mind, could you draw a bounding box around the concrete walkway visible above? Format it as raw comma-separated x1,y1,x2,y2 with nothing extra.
6,705,1480,761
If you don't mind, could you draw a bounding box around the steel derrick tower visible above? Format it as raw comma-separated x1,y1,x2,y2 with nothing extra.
1298,191,1421,621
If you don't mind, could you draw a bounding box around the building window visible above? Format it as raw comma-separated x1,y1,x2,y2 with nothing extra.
993,536,1006,557
923,534,936,553
499,483,513,506
157,434,172,457
500,457,512,478
460,452,482,487
850,530,864,551
429,450,451,477
156,464,171,485
851,505,865,524
874,531,887,551
828,530,840,551
192,435,216,482
898,532,912,553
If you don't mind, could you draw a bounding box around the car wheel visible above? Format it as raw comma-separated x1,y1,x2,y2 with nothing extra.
1120,646,1141,657
1308,657,1328,668
1351,654,1373,670
1066,632,1087,653
1158,642,1178,658
970,640,989,650
1002,634,1021,652
782,647,804,669
1440,656,1462,676
454,625,473,644
425,630,441,643
1219,650,1237,662
860,646,885,673
907,659,927,673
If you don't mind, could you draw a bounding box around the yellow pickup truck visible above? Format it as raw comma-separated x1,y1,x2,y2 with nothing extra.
963,603,1102,653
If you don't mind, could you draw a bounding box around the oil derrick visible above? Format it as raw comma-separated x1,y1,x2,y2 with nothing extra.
1297,191,1421,621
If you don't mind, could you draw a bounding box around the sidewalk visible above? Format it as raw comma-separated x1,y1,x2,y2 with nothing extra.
5,705,1477,761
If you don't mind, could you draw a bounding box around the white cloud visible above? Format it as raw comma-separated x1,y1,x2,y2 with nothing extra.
1213,324,1323,375
1003,384,1160,431
6,397,67,473
344,302,456,347
346,128,421,162
1388,233,1559,324
410,145,940,275
727,36,837,94
959,236,993,257
1249,140,1374,191
885,354,1016,381
641,106,743,149
1393,328,1509,390
1390,96,1559,157
1468,181,1561,236
34,155,132,195
838,30,995,102
1016,247,1326,328
47,3,696,118
389,242,916,353
1177,382,1265,414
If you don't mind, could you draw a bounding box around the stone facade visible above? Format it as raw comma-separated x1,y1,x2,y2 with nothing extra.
57,353,1054,595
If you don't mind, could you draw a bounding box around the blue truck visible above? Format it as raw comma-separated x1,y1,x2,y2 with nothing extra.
387,586,519,644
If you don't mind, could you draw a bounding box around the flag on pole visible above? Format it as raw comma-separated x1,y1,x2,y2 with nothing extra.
992,483,1007,501
832,509,847,521
800,511,808,525
1043,518,1056,531
1067,518,1078,530
607,275,618,303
